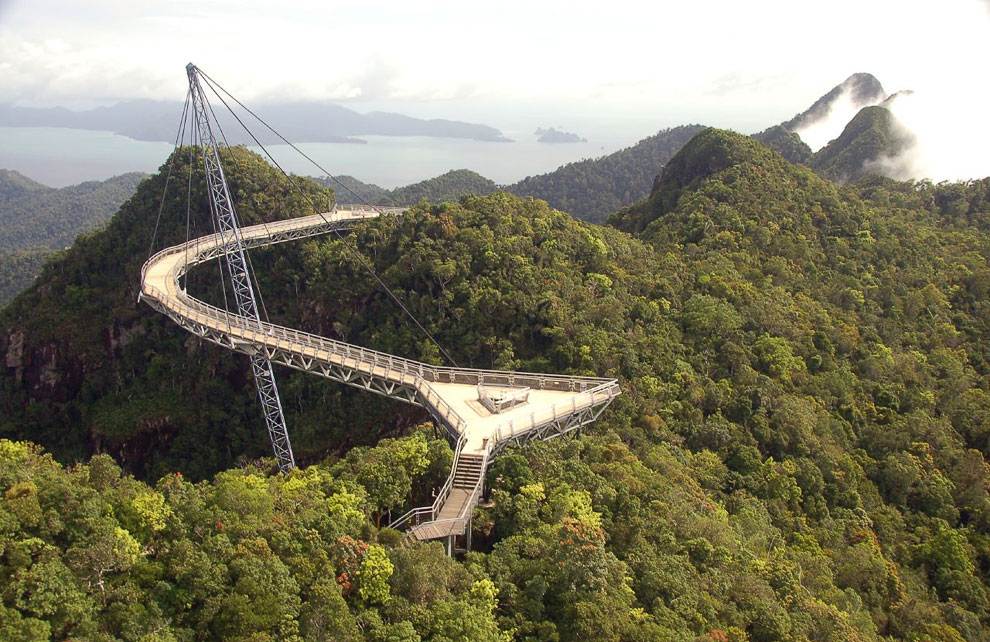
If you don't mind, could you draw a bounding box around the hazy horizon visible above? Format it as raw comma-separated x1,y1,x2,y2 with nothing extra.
2,0,989,183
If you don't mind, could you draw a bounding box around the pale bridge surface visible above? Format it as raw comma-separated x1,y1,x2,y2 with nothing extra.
140,205,620,549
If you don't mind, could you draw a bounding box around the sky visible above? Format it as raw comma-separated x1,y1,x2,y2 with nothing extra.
1,0,989,180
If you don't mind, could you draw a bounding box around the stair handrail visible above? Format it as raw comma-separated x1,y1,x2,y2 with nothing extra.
457,440,492,521
404,440,492,539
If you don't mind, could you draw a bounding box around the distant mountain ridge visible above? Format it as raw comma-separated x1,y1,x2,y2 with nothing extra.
505,125,707,223
0,171,146,306
313,169,496,207
0,100,512,144
0,168,49,200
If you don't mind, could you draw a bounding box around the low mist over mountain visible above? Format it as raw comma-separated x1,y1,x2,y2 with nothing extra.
808,105,917,184
0,100,511,144
782,73,887,147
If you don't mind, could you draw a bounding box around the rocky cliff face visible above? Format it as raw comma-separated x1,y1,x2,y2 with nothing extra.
3,329,85,403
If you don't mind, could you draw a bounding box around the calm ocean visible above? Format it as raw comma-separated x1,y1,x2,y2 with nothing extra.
0,125,643,189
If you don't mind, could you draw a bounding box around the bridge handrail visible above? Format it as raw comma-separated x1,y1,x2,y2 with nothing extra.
142,278,470,436
458,441,491,520
411,517,469,536
494,381,619,443
141,213,617,393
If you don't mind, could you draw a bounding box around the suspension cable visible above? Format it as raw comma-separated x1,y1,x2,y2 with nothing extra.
197,69,460,367
182,118,194,291
198,69,388,212
148,89,191,258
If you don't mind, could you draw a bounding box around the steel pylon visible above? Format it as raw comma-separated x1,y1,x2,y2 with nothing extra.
186,63,295,472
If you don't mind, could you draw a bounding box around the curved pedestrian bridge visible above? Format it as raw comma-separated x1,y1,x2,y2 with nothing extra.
140,205,620,549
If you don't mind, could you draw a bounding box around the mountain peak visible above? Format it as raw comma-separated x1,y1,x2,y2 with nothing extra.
652,128,772,195
609,128,781,234
783,73,887,133
0,169,50,200
806,104,915,184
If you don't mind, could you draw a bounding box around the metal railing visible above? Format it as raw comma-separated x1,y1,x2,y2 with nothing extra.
458,441,491,520
388,438,492,538
478,383,530,414
143,279,470,436
493,382,619,442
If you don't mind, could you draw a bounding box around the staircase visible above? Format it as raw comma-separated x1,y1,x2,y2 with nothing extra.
453,454,485,490
390,443,490,551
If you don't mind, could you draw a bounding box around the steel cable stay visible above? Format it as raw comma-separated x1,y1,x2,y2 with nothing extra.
197,84,275,327
187,104,235,337
195,68,460,368
148,89,192,259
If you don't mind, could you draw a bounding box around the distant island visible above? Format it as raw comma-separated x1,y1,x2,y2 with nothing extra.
0,100,513,144
535,126,586,143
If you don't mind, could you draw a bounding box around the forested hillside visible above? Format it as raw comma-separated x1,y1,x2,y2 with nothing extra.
0,169,49,200
751,125,812,165
0,171,146,306
3,135,990,641
380,169,496,205
316,175,389,203
506,124,705,222
314,170,495,208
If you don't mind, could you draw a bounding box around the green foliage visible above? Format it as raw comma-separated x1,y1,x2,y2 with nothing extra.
0,248,53,308
382,169,497,206
752,125,812,165
356,544,393,605
4,136,990,640
318,169,496,208
0,434,460,640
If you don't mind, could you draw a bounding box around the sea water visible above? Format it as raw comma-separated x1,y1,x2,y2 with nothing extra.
0,125,644,189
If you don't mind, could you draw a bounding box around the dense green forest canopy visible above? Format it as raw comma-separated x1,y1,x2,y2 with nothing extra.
0,169,49,199
378,169,496,206
315,170,496,208
3,133,990,640
751,126,812,165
